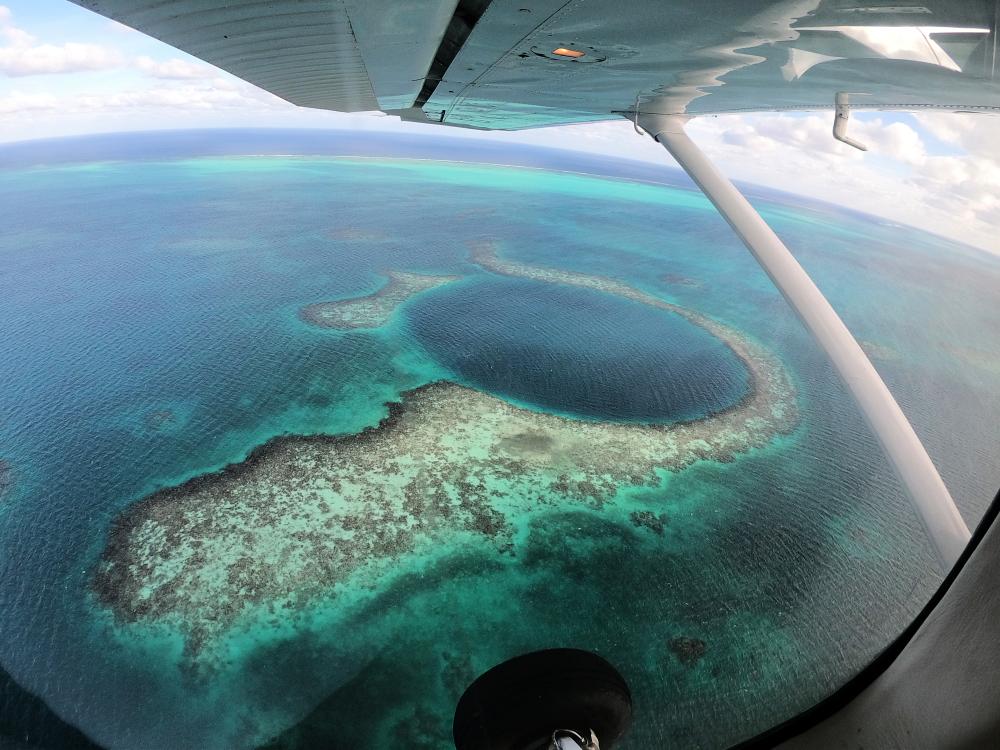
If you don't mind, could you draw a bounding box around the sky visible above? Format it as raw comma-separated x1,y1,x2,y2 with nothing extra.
1,0,998,254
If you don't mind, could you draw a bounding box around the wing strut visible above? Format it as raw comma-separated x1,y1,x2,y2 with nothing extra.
635,113,970,570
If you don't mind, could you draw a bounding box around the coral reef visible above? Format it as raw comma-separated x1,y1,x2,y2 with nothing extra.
300,272,459,329
668,636,707,666
93,244,798,667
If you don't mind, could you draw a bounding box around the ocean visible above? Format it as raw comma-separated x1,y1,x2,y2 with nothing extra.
0,130,997,749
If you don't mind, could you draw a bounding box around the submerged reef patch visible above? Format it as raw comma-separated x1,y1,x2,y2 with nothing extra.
299,272,459,329
941,341,1000,376
661,273,704,289
93,243,797,669
668,636,707,667
0,459,12,503
630,509,669,536
859,339,901,363
144,409,177,432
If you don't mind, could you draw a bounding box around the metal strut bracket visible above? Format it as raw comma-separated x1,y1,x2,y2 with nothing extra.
634,112,970,569
834,92,868,151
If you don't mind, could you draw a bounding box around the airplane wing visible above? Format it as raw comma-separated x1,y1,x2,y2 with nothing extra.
71,0,1000,129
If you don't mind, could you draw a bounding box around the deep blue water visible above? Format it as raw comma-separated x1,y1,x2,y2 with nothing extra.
0,130,997,750
406,277,749,422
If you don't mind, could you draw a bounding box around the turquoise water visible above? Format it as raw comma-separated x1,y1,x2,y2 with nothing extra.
0,133,998,749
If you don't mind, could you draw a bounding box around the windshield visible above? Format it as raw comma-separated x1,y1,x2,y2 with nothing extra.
1,3,998,750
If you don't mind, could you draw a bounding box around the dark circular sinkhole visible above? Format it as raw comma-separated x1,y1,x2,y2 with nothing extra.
405,277,750,423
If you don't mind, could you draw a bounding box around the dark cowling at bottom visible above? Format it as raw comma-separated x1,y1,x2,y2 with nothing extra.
453,649,632,750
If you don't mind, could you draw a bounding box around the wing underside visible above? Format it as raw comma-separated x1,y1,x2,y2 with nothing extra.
72,0,1000,129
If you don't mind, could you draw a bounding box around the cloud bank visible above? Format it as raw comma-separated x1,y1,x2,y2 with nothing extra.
0,5,122,75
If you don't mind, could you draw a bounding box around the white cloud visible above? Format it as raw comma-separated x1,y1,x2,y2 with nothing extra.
0,89,59,114
1,15,35,48
90,81,281,110
861,120,927,165
0,8,218,82
686,112,1000,254
916,110,1000,156
914,111,967,145
0,41,123,76
0,6,123,76
700,112,926,166
909,112,1000,234
0,78,288,119
135,55,216,80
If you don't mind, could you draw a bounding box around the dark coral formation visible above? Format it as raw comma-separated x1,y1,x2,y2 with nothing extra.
630,510,669,536
0,459,12,503
668,636,707,667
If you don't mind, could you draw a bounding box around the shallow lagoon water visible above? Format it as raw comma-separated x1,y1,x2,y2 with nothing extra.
0,131,998,749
